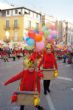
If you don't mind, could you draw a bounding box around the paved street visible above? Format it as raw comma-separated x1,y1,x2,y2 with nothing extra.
0,58,73,110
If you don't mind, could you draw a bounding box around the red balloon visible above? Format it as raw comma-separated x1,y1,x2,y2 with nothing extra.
28,30,35,39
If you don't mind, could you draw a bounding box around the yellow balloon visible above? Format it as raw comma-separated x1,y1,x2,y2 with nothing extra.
34,97,40,106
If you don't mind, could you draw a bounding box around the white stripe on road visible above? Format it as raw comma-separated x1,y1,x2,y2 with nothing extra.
45,76,73,110
57,76,73,81
71,88,73,91
46,94,56,110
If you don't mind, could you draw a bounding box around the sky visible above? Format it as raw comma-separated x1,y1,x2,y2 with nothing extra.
1,0,73,22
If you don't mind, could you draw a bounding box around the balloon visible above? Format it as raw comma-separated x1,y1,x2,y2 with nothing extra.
46,37,54,44
51,30,57,35
34,28,39,34
26,38,35,46
44,30,50,37
34,30,39,34
39,31,44,36
28,30,35,39
35,34,42,42
52,34,57,39
24,36,29,41
36,41,45,51
42,26,48,31
46,35,52,41
26,37,30,41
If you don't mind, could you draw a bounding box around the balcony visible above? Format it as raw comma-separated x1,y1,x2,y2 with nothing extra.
4,26,11,30
13,26,19,30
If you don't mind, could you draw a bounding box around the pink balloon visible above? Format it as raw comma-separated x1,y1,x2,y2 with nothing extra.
47,35,52,41
39,31,44,36
51,30,57,35
36,41,45,51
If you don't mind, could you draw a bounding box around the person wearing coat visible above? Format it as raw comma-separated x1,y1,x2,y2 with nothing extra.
38,44,58,95
4,59,44,110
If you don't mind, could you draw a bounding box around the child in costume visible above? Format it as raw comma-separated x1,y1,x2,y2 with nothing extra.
4,58,44,110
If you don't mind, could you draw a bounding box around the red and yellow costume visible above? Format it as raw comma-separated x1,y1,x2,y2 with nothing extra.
38,50,58,69
4,69,43,94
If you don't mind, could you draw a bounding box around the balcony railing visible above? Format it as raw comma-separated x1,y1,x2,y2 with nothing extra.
4,26,11,30
13,26,19,30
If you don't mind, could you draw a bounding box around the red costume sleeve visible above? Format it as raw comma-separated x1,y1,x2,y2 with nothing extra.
37,70,43,78
4,71,23,86
29,52,38,62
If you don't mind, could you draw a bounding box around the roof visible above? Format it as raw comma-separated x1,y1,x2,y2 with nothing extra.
0,2,41,15
2,6,41,15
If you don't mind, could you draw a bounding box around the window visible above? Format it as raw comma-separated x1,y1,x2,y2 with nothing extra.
36,23,39,28
29,21,31,28
6,20,10,28
14,19,18,28
19,12,21,14
2,10,6,16
36,14,38,18
7,10,9,15
24,20,31,29
15,9,18,14
30,12,34,18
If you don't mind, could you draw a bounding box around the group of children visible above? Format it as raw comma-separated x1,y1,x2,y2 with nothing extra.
4,43,58,110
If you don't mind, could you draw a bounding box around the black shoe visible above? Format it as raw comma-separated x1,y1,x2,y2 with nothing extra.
20,105,24,110
47,89,50,93
44,91,47,95
35,105,44,110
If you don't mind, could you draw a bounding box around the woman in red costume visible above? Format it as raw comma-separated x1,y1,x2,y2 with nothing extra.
38,44,58,95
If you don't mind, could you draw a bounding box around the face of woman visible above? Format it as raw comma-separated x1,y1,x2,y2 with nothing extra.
46,48,51,53
28,65,35,72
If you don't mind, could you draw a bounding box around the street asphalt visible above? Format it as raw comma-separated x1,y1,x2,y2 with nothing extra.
0,58,73,110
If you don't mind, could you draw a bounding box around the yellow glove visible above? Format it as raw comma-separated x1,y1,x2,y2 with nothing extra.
54,70,59,78
34,96,40,106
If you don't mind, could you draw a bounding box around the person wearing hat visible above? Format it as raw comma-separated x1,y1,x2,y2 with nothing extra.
38,44,58,95
4,58,44,110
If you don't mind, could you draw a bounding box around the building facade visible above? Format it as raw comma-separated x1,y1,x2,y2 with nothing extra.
62,21,73,45
67,22,73,45
0,7,41,42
